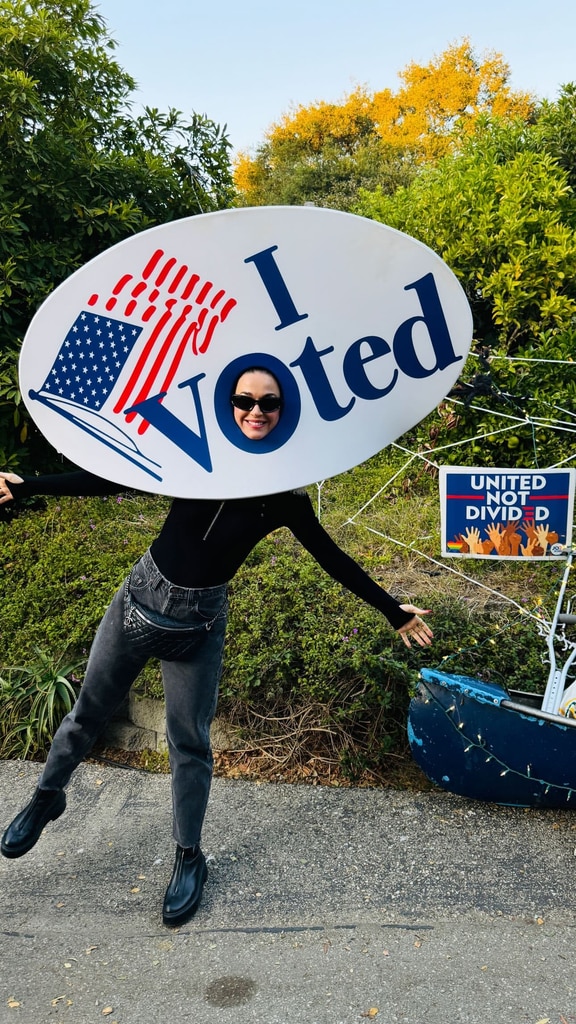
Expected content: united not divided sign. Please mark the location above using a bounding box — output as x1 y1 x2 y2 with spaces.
19 207 473 498
440 466 576 559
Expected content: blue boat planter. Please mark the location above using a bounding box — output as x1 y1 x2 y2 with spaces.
408 667 576 807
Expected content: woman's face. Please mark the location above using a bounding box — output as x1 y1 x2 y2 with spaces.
232 370 282 440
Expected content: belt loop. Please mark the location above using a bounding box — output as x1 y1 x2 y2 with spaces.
144 548 164 591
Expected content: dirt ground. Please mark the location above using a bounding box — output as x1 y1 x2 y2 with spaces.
90 742 435 791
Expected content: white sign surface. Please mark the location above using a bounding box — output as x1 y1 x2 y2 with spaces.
19 207 473 498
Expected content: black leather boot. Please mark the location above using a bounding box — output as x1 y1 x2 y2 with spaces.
162 844 207 927
1 787 66 859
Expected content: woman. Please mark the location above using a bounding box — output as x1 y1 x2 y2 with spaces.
0 368 432 926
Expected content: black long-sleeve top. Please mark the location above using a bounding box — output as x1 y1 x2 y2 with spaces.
11 471 413 630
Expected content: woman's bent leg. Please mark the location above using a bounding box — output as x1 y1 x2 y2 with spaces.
39 585 148 790
161 611 227 849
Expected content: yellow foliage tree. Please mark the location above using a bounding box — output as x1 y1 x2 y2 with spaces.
233 151 268 204
233 40 536 205
372 40 535 160
269 86 375 152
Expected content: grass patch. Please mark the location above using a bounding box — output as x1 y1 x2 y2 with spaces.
0 452 564 783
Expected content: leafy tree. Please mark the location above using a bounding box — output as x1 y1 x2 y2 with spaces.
234 87 418 210
259 85 376 154
531 82 576 189
0 0 233 469
234 134 417 211
355 96 576 467
372 39 534 162
356 111 576 349
234 41 534 208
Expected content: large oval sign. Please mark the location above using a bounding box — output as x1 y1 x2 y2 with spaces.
19 207 472 498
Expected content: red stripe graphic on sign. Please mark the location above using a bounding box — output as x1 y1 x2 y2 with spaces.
85 249 238 431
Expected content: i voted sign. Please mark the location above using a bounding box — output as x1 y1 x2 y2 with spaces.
19 206 473 498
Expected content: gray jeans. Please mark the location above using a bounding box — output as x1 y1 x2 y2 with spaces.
39 549 228 847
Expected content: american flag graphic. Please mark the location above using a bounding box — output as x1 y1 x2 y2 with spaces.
28 247 238 481
38 312 142 411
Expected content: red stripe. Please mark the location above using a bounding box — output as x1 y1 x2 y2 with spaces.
155 258 178 287
142 249 164 279
181 273 199 300
127 305 193 421
113 302 177 415
168 265 189 294
195 281 213 305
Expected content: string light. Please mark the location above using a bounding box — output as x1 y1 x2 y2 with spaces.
418 678 576 803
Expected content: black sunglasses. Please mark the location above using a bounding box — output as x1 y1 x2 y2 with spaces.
231 394 282 413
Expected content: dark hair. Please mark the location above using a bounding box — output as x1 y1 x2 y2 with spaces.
231 366 283 398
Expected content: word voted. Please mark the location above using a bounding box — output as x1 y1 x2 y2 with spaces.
127 246 463 473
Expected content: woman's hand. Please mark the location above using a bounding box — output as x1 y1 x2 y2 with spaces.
0 471 23 504
397 604 433 648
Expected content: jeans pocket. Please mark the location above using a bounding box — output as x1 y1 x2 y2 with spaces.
194 590 229 624
123 582 213 662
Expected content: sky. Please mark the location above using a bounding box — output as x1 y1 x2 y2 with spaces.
94 0 575 155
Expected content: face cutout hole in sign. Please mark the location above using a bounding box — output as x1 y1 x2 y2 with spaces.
19 206 473 498
217 355 301 453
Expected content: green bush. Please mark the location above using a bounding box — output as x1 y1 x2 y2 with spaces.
0 491 166 658
0 482 555 778
0 647 82 759
221 550 547 779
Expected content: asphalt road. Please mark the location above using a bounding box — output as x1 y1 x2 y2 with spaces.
1 758 575 1024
